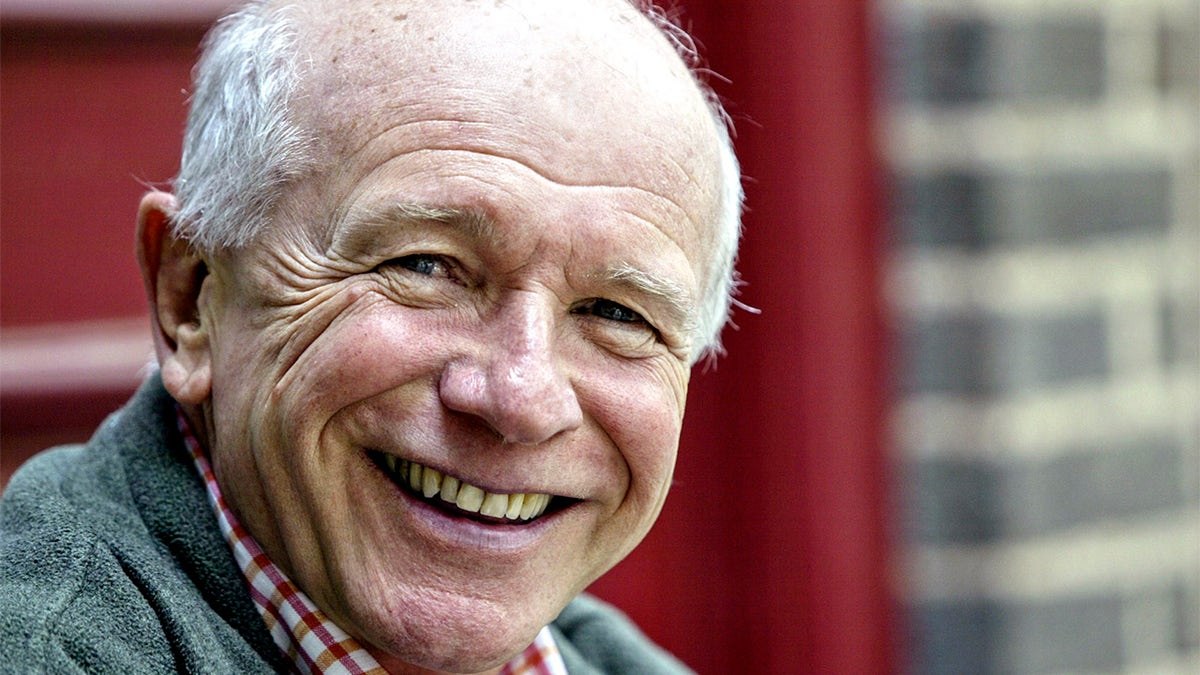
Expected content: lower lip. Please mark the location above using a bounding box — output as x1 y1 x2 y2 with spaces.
368 456 567 553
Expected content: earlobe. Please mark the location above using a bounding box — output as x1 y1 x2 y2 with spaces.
137 191 213 406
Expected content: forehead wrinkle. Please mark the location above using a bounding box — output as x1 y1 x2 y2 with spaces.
400 141 696 207
327 111 700 208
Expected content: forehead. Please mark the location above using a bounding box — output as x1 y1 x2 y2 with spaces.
284 0 724 266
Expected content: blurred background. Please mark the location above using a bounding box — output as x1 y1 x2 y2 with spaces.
880 0 1199 673
2 0 1197 673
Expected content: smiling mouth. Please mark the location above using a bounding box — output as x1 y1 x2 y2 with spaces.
371 452 568 524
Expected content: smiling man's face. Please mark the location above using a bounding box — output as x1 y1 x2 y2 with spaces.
170 0 724 671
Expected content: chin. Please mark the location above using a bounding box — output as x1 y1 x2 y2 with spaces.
366 629 532 674
349 585 550 674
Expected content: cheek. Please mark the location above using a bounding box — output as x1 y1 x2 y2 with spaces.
586 363 685 519
207 297 456 491
207 299 464 557
577 370 683 574
269 299 453 423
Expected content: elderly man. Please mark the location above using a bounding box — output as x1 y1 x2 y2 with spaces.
0 0 741 672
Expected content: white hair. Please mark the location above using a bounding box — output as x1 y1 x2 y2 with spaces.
171 1 313 250
629 1 745 362
172 0 743 363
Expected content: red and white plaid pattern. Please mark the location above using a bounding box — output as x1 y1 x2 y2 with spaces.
501 628 565 675
177 409 565 675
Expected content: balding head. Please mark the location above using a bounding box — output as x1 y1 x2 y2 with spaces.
172 0 740 362
140 2 741 671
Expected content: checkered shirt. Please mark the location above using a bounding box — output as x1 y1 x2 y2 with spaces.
178 408 566 674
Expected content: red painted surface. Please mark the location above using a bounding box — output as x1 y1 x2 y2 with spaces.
1 4 895 672
1 24 201 326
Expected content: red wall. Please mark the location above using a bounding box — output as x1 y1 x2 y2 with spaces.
1 4 895 672
1 22 206 483
592 3 896 672
1 24 203 326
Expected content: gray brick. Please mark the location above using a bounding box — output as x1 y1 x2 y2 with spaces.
1157 19 1200 97
1002 594 1125 673
906 458 1003 544
992 20 1106 102
1005 437 1190 537
902 310 1108 396
1161 296 1200 367
900 314 994 395
908 438 1188 545
893 170 992 249
896 167 1171 249
910 600 999 675
1124 586 1182 661
887 15 1105 105
912 595 1125 674
1174 582 1200 652
1000 168 1173 244
993 310 1109 391
887 14 991 105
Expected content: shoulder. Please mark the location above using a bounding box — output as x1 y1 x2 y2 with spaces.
0 442 178 671
0 380 278 673
550 593 694 674
0 445 99 600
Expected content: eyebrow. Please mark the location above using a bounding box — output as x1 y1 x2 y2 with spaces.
338 202 699 336
365 203 497 240
330 202 495 257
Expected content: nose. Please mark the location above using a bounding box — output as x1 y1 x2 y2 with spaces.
439 293 583 444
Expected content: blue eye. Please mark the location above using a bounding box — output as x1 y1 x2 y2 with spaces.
396 254 442 275
582 299 643 323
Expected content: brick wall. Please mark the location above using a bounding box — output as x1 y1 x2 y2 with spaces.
880 0 1200 672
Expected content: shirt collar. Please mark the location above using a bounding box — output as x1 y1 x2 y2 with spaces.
176 406 566 674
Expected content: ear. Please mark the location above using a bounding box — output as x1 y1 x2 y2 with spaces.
137 191 212 406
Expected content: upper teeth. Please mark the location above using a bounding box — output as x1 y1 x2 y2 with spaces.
383 455 553 521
